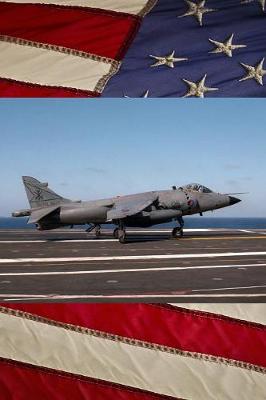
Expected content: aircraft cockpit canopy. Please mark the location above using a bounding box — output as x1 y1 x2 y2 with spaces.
180 183 213 193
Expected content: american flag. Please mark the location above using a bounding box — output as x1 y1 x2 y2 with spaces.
0 303 266 399
0 0 266 97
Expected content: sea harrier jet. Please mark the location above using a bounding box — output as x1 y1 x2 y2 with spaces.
12 177 241 243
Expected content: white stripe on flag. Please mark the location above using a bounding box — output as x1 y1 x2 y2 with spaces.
170 304 266 326
0 311 265 400
0 0 154 14
0 41 117 92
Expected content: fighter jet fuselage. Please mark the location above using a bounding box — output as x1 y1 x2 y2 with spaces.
57 189 234 226
12 178 241 243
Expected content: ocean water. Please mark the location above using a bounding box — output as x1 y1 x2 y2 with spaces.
1 217 266 230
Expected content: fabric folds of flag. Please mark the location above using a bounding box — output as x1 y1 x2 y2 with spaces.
0 0 157 97
0 303 266 399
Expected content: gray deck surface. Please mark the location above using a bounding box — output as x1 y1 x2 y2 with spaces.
0 228 265 302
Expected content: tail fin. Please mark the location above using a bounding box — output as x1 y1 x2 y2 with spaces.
22 176 71 209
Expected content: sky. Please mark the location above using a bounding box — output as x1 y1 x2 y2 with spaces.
0 99 265 217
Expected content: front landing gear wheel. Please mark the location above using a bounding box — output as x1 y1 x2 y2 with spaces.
118 229 127 244
113 228 119 239
172 227 184 238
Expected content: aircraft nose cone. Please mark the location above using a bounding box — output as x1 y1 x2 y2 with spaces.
229 196 241 206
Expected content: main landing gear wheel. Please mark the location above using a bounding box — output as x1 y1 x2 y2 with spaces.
95 225 101 238
172 227 184 238
118 229 127 244
113 227 119 239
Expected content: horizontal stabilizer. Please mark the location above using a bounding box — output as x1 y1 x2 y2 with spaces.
28 205 60 224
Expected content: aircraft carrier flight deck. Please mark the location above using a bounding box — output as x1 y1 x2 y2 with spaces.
0 228 265 303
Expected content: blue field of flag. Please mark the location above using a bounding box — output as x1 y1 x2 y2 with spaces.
103 0 266 97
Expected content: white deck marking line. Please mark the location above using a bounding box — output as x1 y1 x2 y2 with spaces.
0 235 257 244
0 228 214 233
0 251 266 264
0 229 219 243
0 263 265 277
240 230 266 236
1 294 53 298
192 285 266 292
0 239 118 244
3 294 266 301
126 229 213 233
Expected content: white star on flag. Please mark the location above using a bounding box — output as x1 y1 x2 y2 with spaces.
209 34 246 57
182 74 218 97
150 51 188 68
239 58 266 85
179 0 216 26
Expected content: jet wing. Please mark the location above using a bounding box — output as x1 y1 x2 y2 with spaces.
28 205 60 224
107 193 158 220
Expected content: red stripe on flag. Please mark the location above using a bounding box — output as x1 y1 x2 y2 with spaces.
0 2 140 60
0 358 182 400
0 78 99 97
3 304 266 369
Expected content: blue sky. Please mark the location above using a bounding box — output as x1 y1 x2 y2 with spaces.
0 99 265 217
